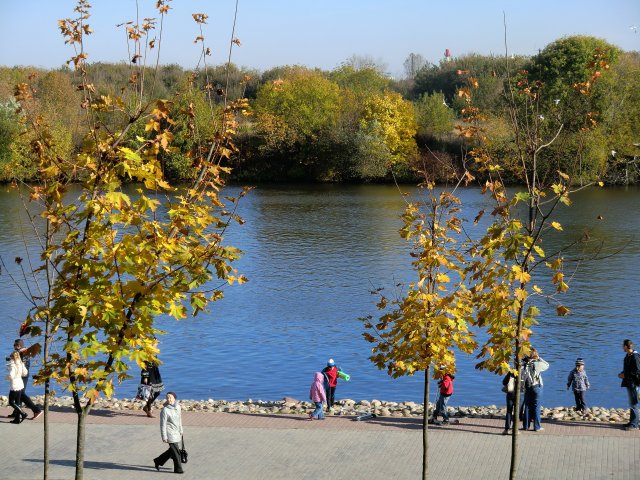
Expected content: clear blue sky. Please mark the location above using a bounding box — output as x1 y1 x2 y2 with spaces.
1 0 638 77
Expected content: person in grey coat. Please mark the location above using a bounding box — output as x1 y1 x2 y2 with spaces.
153 391 184 474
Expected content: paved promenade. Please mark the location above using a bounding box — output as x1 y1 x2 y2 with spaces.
1 406 639 480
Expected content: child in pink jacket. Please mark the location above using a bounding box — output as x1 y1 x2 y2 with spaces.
309 372 327 420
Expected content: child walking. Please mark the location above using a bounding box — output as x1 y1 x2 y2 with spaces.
567 358 590 412
430 373 454 424
309 372 327 420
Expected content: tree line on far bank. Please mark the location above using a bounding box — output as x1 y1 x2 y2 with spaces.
1 34 639 186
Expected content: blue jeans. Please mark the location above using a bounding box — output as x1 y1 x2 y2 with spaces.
626 386 639 427
312 401 324 419
433 394 450 421
523 386 543 431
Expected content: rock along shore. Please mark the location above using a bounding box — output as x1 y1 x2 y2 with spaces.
1 395 631 424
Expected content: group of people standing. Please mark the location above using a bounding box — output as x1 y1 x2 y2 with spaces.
502 347 550 434
308 358 341 420
501 340 640 434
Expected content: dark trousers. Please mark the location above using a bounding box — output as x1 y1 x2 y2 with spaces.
573 390 587 411
9 389 26 417
505 393 515 430
16 376 40 414
155 442 183 473
325 386 336 409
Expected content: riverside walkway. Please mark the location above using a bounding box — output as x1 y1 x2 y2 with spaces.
2 407 639 480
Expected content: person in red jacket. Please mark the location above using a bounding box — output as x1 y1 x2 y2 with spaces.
322 359 339 412
430 373 454 424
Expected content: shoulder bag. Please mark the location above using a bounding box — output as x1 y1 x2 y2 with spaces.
179 435 188 464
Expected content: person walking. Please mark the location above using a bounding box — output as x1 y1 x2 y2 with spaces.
521 348 549 432
7 339 42 420
567 358 590 412
322 359 339 412
141 361 164 418
618 339 640 431
153 391 184 474
430 373 454 425
6 351 28 424
502 371 516 434
308 372 327 420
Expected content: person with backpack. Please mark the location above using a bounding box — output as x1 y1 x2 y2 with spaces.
618 339 640 431
521 347 549 432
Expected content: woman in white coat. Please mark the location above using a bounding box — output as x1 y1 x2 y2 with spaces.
6 351 28 424
153 391 184 474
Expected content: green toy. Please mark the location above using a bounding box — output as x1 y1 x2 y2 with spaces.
338 370 350 381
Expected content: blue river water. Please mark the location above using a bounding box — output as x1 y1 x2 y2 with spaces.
0 184 638 408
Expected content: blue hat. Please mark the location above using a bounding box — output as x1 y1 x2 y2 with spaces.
327 359 335 366
575 358 584 366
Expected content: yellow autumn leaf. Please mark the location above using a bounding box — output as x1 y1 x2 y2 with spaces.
550 221 563 231
512 265 531 283
436 273 450 283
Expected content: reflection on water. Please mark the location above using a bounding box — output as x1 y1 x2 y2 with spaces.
0 184 638 407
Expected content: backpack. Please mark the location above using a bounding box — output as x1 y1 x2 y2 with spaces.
522 362 538 388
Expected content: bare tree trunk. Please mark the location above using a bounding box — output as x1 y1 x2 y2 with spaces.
74 406 91 480
509 303 526 480
422 365 430 480
43 328 51 480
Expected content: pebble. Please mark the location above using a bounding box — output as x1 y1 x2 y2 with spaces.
0 395 630 423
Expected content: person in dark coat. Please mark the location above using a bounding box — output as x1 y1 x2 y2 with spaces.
502 371 516 434
141 361 164 418
618 339 640 430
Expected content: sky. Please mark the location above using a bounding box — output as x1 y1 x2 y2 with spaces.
0 0 639 78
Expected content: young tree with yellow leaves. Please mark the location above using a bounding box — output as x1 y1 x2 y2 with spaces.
460 47 613 480
9 2 248 479
363 179 476 480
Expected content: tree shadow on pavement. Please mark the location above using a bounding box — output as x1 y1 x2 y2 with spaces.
25 458 156 472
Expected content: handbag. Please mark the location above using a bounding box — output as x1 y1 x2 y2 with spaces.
179 435 188 464
135 384 152 401
502 375 515 393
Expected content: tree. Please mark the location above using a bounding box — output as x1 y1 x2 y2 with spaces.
253 67 342 178
360 90 418 167
404 53 428 80
10 2 249 479
599 51 640 184
458 45 612 480
363 180 477 480
414 92 455 138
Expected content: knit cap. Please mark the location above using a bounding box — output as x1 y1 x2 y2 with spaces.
575 357 585 366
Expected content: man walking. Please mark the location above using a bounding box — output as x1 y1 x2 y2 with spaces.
618 339 640 431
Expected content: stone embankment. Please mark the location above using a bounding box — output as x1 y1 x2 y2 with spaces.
1 395 631 424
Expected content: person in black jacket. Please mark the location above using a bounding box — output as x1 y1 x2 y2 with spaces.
618 339 640 431
141 361 164 418
502 371 516 435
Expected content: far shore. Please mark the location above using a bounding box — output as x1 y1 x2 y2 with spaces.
2 395 631 425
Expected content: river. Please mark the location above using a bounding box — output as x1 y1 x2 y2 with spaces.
0 184 638 408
